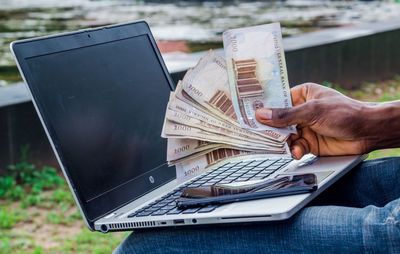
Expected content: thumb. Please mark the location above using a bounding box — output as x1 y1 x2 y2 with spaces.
255 103 314 128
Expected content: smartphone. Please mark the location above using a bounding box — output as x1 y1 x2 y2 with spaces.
177 174 318 209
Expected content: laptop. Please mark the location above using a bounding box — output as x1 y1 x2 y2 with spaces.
11 21 366 233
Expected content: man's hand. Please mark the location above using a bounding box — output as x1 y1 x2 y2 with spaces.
255 83 396 160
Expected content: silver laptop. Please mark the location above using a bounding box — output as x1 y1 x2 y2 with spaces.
11 21 366 233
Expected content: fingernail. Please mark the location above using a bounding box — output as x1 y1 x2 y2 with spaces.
290 149 298 160
257 108 272 120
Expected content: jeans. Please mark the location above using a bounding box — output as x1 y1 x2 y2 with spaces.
114 157 400 254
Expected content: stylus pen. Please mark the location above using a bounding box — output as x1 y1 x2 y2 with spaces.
177 185 318 209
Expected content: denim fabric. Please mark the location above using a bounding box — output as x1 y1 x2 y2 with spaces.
114 157 400 254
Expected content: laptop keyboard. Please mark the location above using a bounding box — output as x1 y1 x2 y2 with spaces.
127 158 293 218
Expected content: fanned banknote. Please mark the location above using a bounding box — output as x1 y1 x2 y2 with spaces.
175 148 287 183
223 23 296 133
162 41 293 182
179 51 288 143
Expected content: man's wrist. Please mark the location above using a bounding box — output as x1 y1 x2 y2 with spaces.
363 101 400 151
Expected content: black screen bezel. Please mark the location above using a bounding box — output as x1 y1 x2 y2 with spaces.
11 21 176 229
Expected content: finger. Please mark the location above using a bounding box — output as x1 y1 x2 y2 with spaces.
255 103 315 128
290 145 303 160
287 131 301 147
290 138 311 160
287 138 292 147
290 84 308 106
290 83 320 106
290 129 302 141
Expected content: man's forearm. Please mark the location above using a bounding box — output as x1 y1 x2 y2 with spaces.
364 101 400 151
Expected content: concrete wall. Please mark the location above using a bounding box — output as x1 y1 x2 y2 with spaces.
0 101 58 171
166 21 400 89
283 21 400 89
1 20 400 172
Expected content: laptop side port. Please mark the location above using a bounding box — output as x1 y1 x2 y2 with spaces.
100 224 109 233
173 219 185 225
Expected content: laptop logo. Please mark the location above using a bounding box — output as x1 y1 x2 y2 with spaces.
149 176 155 184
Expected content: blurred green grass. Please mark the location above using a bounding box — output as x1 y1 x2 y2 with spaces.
0 147 128 253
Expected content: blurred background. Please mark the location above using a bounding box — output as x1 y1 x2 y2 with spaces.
1 0 400 85
1 1 400 253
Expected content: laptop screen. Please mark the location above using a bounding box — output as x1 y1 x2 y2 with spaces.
25 34 172 203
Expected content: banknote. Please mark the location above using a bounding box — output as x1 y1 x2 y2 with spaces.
167 138 278 166
175 148 273 183
162 34 296 181
167 138 221 162
164 90 274 150
179 51 288 143
170 142 290 166
181 51 236 122
169 145 247 166
168 94 283 147
175 146 290 183
169 146 221 166
165 108 284 150
162 119 283 151
223 23 296 133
